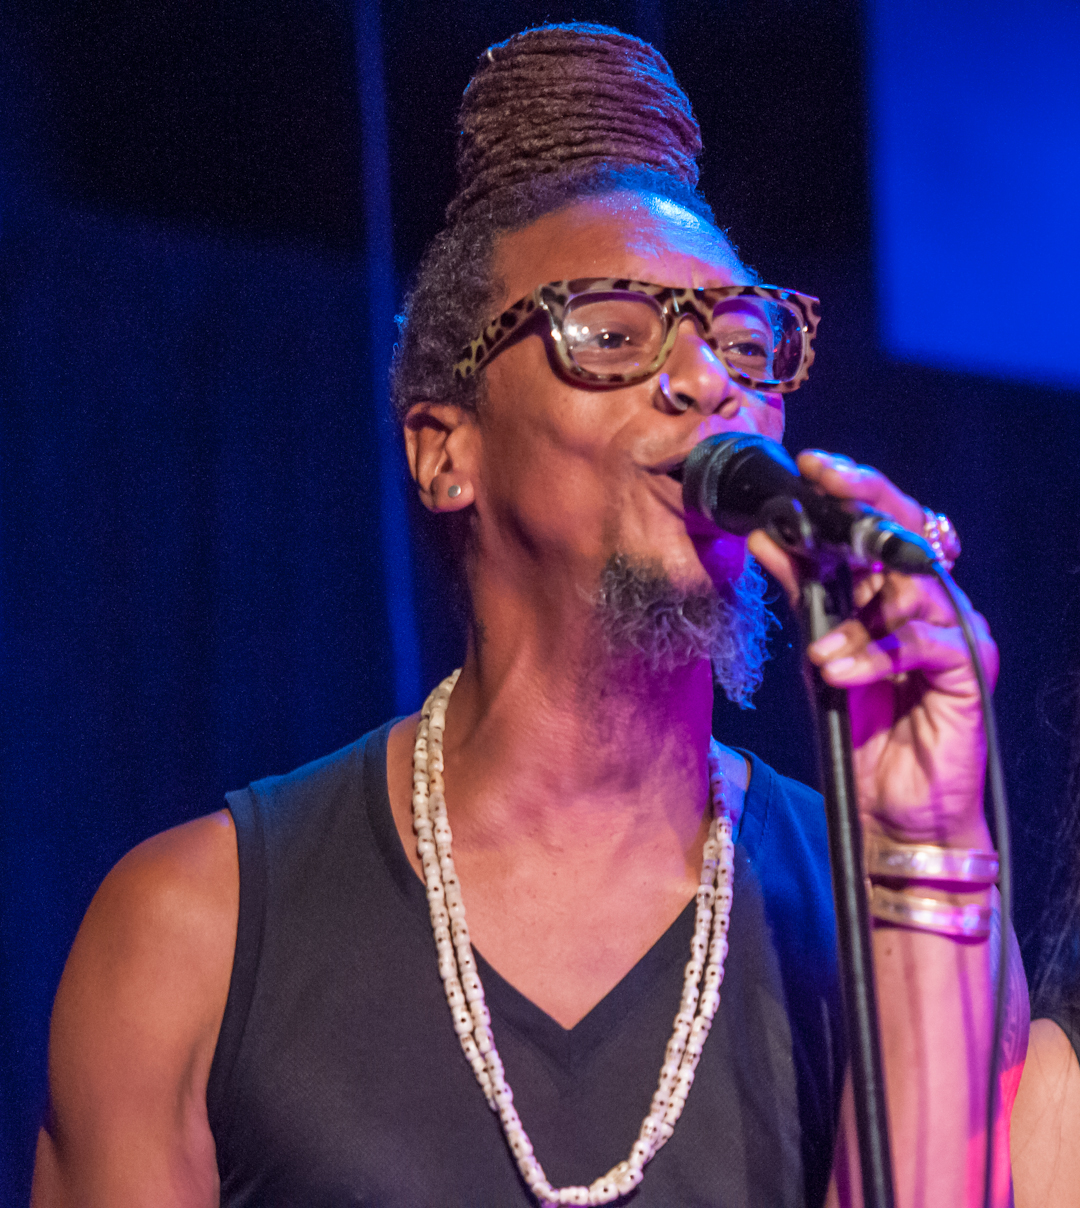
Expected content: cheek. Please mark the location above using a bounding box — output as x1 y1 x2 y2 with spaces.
758 393 786 441
479 352 619 522
484 339 639 466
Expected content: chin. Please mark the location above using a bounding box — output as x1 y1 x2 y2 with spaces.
614 532 747 594
689 531 749 588
621 539 716 594
607 509 748 592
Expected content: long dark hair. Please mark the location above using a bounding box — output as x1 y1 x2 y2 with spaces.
1031 596 1080 1017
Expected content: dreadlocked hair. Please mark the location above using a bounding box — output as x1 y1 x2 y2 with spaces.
391 23 721 422
449 23 701 224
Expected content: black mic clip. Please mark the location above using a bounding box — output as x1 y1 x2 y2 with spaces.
757 493 930 581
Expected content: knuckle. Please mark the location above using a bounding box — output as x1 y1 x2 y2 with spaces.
880 572 921 617
842 620 870 648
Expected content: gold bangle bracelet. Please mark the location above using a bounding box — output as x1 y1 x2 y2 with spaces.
865 835 999 885
868 884 992 939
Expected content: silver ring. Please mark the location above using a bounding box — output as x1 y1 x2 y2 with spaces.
921 509 961 571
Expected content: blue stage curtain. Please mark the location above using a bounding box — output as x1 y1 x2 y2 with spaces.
0 7 430 1198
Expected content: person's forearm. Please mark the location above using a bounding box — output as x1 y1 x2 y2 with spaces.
873 919 1009 1206
830 894 1027 1207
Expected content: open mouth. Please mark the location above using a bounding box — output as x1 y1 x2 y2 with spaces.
644 453 692 483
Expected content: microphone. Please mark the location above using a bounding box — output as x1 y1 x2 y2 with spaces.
674 433 937 574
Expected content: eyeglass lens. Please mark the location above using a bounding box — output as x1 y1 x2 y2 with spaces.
561 292 804 384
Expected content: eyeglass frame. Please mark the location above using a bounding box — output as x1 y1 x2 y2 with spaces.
452 278 821 393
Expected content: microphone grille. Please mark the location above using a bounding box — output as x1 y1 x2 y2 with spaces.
681 434 765 524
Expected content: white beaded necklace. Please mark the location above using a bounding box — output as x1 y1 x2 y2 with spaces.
411 670 735 1208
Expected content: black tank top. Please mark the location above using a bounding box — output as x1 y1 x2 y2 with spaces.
1040 1003 1080 1068
207 723 843 1206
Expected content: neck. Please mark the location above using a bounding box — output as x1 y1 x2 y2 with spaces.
440 585 717 850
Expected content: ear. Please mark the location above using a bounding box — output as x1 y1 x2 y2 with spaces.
403 402 480 513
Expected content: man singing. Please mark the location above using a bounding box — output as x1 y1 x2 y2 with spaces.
32 24 1021 1208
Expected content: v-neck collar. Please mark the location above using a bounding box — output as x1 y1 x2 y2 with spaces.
471 898 696 1072
363 721 773 1076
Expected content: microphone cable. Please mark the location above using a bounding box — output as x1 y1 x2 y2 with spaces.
929 563 1012 1208
677 432 1014 1204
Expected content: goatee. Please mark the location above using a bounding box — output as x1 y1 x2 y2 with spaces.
594 553 774 708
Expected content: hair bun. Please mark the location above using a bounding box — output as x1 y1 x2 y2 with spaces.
447 23 702 225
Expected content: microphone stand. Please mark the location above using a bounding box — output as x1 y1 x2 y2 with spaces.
799 560 896 1208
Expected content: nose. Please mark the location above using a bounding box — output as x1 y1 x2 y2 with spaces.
659 316 743 418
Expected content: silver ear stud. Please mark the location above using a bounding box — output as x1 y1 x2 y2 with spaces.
447 484 462 499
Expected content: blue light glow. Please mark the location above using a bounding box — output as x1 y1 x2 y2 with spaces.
869 0 1080 386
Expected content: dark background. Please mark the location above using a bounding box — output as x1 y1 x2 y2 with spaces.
2 1 1078 1201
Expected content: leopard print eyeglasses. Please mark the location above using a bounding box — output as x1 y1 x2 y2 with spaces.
453 279 821 393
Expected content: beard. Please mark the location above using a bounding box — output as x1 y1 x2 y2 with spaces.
594 553 774 708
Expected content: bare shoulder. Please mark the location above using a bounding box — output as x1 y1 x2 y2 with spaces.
55 810 239 1039
1012 1017 1080 1208
32 811 239 1208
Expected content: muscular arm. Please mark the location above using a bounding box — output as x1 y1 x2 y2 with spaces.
31 811 238 1208
1011 1018 1080 1208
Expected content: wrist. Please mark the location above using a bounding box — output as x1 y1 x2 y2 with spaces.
865 833 998 940
866 814 994 854
865 833 999 888
869 884 993 940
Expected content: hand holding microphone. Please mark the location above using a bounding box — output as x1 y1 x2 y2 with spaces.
676 430 995 827
675 432 937 576
673 430 986 694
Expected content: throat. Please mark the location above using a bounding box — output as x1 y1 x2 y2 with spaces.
447 640 719 828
